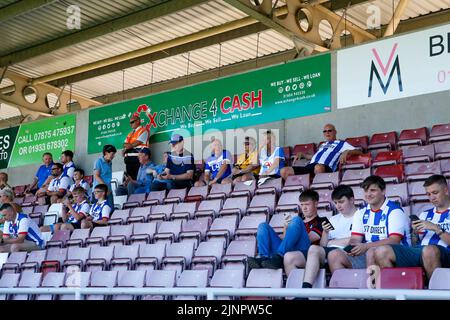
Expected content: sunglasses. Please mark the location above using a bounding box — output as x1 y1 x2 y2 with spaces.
130 120 137 124
51 168 59 171
323 129 334 133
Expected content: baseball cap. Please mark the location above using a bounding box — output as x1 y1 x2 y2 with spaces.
0 188 14 199
169 133 184 145
139 147 151 156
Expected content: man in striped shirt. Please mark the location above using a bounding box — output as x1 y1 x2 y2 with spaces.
281 124 362 179
374 174 450 279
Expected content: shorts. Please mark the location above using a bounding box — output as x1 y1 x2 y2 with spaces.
391 245 423 267
324 246 339 256
293 163 333 175
346 252 367 269
92 221 103 228
69 221 82 230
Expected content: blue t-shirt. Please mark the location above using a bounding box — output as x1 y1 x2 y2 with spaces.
167 152 195 177
93 156 112 190
205 150 232 180
35 162 54 188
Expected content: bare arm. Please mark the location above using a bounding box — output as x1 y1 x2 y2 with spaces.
3 233 27 244
94 169 106 185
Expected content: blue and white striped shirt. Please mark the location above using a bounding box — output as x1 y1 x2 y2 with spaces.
310 140 355 171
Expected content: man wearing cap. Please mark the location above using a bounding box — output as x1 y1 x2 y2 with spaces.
124 147 155 194
122 113 149 180
151 133 195 191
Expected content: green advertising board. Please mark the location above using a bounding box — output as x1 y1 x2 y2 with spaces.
3 114 77 168
0 126 19 169
88 53 331 154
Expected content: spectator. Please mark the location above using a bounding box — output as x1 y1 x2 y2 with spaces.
373 175 450 280
0 188 22 215
68 168 91 198
232 136 259 184
40 187 90 233
24 152 54 194
258 130 285 179
195 138 232 186
93 144 117 206
149 152 171 190
122 113 149 180
293 185 357 288
82 184 111 229
0 172 11 190
0 203 44 252
151 134 194 191
327 176 411 275
37 163 71 204
247 190 322 270
124 147 155 194
61 150 76 181
281 124 362 179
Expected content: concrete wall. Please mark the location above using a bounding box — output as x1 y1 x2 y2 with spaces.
4 51 450 187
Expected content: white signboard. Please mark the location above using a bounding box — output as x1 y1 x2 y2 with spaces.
337 23 450 109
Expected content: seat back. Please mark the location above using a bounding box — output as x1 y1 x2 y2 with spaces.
246 269 283 288
379 267 424 289
329 269 369 288
283 174 310 191
145 270 176 287
177 270 209 288
210 269 244 288
429 268 450 290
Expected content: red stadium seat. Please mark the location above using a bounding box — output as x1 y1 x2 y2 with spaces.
292 143 316 158
341 153 372 170
429 123 450 143
398 127 428 148
373 164 404 183
345 135 369 152
372 150 403 168
185 185 209 202
84 175 93 186
13 185 27 197
368 131 398 152
379 267 424 289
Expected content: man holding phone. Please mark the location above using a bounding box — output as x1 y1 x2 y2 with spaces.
373 174 450 279
327 176 411 274
293 185 357 288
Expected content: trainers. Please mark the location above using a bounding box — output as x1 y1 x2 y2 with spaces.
247 257 266 270
261 254 283 269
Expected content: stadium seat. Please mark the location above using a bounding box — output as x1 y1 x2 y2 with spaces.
113 195 128 210
428 268 450 290
435 141 450 160
341 153 372 170
283 146 292 166
269 213 285 234
247 194 276 216
206 216 238 245
13 185 27 198
403 144 435 163
66 228 91 247
368 131 398 152
179 217 211 247
136 243 167 270
350 186 366 206
113 270 146 300
21 206 34 215
171 202 198 220
20 250 47 273
385 183 409 206
123 193 146 209
87 270 118 300
329 269 369 289
222 239 256 273
282 174 310 193
379 267 424 289
41 247 68 274
275 191 301 214
219 196 248 220
210 269 245 290
84 175 94 186
108 209 131 225
162 242 195 277
408 181 429 203
316 189 334 211
411 202 433 216
195 199 223 219
185 185 209 202
86 226 111 247
207 183 232 200
245 269 283 299
154 220 183 243
111 245 139 271
127 206 152 223
85 246 114 271
429 123 450 143
0 273 20 300
341 168 371 187
13 197 24 206
21 195 37 207
285 268 326 299
63 246 91 271
373 164 404 183
372 150 403 168
311 172 340 190
345 136 369 152
164 188 187 204
191 241 224 277
46 230 71 248
441 159 450 178
12 272 42 300
174 269 209 300
142 190 166 206
398 127 428 148
59 271 91 300
405 161 441 182
130 222 157 244
36 272 65 300
107 224 134 245
255 177 283 196
149 204 174 222
230 180 256 198
143 270 176 300
235 214 267 239
292 143 316 159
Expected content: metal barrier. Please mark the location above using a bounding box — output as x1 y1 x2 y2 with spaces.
1 287 450 300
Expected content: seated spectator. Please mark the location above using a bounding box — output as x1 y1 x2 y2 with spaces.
24 152 54 194
247 190 322 270
145 152 169 189
258 130 285 179
37 163 71 204
195 138 232 186
93 144 117 206
152 134 194 191
82 184 111 229
0 188 23 215
68 168 91 198
61 150 76 181
374 174 450 280
41 187 90 233
327 176 411 276
0 172 11 190
0 203 44 252
281 124 362 180
124 147 155 194
232 136 259 184
291 185 357 288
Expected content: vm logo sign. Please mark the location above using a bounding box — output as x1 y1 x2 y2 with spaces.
368 43 403 97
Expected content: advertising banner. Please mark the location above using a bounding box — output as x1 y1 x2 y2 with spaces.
0 126 19 169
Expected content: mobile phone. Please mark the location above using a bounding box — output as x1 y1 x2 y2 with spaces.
283 212 296 222
319 217 335 230
410 215 420 222
343 245 354 253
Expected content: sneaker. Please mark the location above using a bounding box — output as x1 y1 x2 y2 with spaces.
261 254 283 269
247 257 266 270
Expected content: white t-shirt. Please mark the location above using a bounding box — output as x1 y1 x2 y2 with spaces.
47 175 71 193
328 213 354 248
